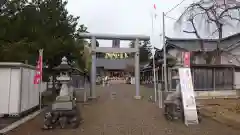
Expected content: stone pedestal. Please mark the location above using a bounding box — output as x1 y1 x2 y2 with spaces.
134 96 141 100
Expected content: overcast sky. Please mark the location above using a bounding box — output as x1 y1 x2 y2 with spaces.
66 0 240 48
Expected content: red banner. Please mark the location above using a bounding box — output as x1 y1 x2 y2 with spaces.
183 52 190 67
34 51 43 84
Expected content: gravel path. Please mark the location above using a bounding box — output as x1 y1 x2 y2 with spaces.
7 84 240 135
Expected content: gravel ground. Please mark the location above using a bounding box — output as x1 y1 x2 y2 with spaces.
6 84 240 135
199 98 240 112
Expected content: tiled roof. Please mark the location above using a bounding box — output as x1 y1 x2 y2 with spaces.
165 33 240 51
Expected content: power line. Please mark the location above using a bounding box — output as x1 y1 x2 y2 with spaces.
165 15 178 20
165 0 188 15
150 0 186 45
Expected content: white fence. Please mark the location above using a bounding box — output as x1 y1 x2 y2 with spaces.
0 63 41 116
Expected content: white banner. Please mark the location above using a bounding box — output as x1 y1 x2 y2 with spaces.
149 4 162 49
178 68 199 126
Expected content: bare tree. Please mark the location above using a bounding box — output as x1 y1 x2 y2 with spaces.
176 0 240 64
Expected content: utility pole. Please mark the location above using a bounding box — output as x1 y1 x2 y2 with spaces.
152 50 157 102
162 12 167 92
151 9 157 102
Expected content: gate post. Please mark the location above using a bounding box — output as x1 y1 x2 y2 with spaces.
134 38 141 99
91 36 97 99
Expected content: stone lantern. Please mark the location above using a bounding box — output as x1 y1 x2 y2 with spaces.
53 56 72 97
43 56 82 130
51 56 76 110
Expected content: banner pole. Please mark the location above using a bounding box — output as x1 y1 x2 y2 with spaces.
39 49 43 110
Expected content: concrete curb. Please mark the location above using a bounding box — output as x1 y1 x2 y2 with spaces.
0 108 45 134
200 108 240 129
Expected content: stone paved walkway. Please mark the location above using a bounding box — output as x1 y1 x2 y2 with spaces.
7 84 240 135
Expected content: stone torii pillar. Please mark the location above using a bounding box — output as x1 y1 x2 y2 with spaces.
91 36 97 99
134 38 141 99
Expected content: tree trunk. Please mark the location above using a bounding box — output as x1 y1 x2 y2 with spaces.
212 24 223 64
215 25 223 64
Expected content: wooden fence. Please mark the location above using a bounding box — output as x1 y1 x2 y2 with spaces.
141 64 235 91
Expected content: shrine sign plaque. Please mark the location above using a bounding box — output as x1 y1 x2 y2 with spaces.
179 52 198 125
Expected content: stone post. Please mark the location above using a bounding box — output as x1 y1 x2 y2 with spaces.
91 36 97 99
134 38 141 99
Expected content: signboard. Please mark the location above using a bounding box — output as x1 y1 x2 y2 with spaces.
182 52 190 67
178 67 199 126
105 53 128 59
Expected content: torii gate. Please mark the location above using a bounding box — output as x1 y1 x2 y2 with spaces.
79 33 150 99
